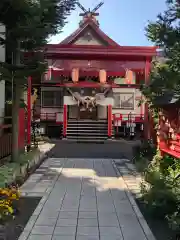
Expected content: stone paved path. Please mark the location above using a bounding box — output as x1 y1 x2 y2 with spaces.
19 158 155 240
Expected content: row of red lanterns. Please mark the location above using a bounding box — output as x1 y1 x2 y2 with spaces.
45 67 134 84
72 68 134 84
72 68 107 84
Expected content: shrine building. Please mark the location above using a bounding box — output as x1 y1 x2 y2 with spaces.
35 3 157 142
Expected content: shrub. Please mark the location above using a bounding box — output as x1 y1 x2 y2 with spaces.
140 153 180 232
133 140 156 172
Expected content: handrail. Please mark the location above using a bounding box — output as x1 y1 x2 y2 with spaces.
63 105 67 138
108 105 112 138
40 113 56 121
113 113 144 123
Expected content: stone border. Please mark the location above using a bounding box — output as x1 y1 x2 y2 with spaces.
112 160 156 240
18 145 56 240
9 151 47 189
18 194 50 240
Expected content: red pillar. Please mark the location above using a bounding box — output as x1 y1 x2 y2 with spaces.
108 105 112 138
27 76 32 151
144 58 151 140
63 105 67 138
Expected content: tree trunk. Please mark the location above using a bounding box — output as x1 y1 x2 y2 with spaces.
11 83 23 162
11 41 23 162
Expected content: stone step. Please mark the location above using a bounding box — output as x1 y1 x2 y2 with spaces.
64 138 106 143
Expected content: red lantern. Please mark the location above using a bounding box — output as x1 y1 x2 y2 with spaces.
99 69 107 84
125 70 134 84
44 67 52 81
72 68 79 83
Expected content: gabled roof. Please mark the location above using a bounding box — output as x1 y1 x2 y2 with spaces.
59 18 120 47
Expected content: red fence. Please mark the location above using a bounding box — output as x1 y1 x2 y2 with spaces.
40 113 57 121
0 133 12 160
160 134 180 159
0 110 27 160
0 117 12 160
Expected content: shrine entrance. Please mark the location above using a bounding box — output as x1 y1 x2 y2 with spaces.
79 106 97 120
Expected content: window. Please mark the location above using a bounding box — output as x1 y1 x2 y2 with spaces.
113 93 134 110
42 91 63 107
114 93 121 108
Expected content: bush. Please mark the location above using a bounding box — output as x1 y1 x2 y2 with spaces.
133 140 156 172
140 153 180 234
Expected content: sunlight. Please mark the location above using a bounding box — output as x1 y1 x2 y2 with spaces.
61 168 96 178
50 167 63 173
93 177 125 191
57 168 125 192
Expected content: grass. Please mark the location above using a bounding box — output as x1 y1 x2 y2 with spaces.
0 148 40 187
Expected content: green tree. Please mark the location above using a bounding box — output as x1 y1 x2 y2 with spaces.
0 0 77 161
142 0 180 102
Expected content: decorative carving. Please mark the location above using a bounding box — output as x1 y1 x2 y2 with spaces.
67 87 110 112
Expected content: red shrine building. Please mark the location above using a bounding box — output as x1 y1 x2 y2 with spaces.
37 4 157 142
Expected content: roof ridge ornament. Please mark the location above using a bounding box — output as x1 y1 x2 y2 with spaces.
77 2 104 26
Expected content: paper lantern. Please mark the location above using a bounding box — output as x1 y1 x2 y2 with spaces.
44 67 52 81
99 69 107 84
125 70 135 84
72 68 79 83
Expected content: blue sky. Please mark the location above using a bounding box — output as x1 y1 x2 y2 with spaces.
49 0 167 46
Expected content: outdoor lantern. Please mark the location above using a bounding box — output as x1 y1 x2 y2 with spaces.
125 69 135 84
99 69 107 84
44 67 52 81
72 68 79 83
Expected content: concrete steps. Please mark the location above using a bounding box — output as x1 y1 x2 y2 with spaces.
66 119 110 143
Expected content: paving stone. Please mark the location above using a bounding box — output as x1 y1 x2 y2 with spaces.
77 227 99 236
61 206 79 211
121 225 147 240
98 217 119 227
79 204 97 211
31 226 54 235
98 206 115 213
39 210 60 218
36 216 57 226
78 211 97 219
27 235 52 240
58 211 78 219
19 157 155 240
76 236 99 240
78 218 98 227
99 227 123 237
100 236 123 240
56 218 77 226
54 226 76 235
52 236 75 240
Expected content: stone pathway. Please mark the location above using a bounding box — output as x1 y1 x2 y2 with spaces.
113 159 143 198
19 158 155 240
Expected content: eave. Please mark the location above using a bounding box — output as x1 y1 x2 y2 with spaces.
45 45 157 60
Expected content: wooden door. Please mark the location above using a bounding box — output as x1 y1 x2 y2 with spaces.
79 107 97 120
